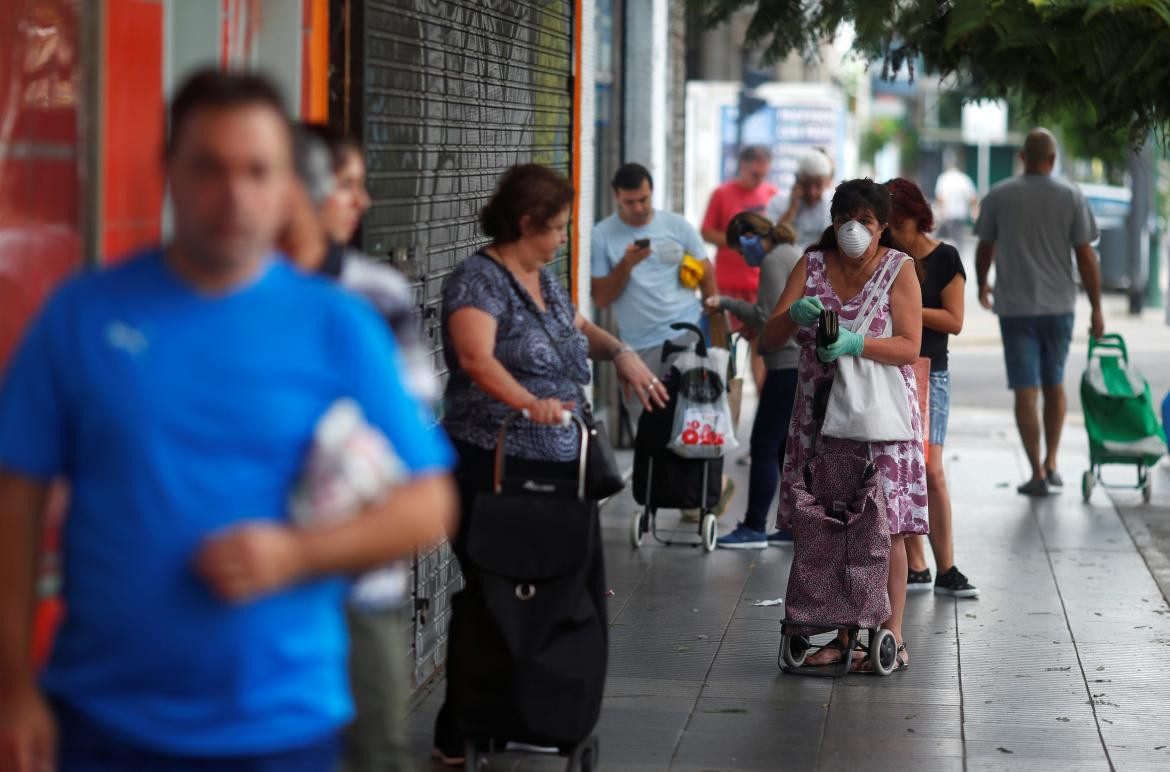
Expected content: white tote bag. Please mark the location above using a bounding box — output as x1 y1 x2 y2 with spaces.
821 256 916 443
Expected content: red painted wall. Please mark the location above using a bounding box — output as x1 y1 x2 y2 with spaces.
101 0 165 261
0 1 83 668
0 0 83 371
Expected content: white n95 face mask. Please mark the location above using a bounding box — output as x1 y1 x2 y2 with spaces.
836 220 872 259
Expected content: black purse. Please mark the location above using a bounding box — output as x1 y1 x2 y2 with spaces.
483 255 626 500
579 411 625 500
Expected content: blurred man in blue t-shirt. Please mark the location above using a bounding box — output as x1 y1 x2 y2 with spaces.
0 69 456 772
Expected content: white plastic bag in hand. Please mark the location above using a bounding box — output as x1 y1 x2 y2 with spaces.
288 398 407 527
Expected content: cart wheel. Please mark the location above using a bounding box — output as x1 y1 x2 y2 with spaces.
871 629 898 676
463 740 479 772
1143 478 1153 504
630 510 645 549
701 514 718 553
567 736 600 772
780 633 808 670
1082 470 1095 503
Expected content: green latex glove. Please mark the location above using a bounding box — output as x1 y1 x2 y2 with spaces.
788 296 825 327
817 328 864 363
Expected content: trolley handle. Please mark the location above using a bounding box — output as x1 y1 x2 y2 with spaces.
1088 333 1128 364
494 410 588 500
520 408 574 427
667 322 708 358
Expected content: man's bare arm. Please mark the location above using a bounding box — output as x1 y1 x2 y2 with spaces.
195 473 458 603
975 240 996 310
701 228 727 249
1074 242 1105 339
591 267 633 309
592 244 650 308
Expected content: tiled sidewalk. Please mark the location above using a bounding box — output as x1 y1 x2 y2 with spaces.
410 408 1170 770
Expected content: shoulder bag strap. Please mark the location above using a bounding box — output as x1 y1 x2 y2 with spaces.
854 252 913 335
481 253 593 414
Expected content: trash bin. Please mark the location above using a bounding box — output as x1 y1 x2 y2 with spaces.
1081 183 1132 290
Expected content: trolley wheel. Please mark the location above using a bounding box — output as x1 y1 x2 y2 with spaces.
870 628 898 676
780 633 808 670
463 740 479 772
567 735 600 772
701 514 718 553
1082 470 1095 503
630 510 645 548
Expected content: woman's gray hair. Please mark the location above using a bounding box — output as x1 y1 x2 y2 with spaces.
292 127 336 205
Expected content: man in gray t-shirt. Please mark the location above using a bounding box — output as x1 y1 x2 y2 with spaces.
974 127 1105 498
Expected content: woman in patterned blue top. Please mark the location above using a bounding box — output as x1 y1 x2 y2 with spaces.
441 164 667 462
433 164 667 765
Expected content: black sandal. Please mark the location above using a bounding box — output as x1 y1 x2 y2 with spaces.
893 643 909 672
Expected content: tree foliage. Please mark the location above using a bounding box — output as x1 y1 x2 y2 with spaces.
693 0 1170 144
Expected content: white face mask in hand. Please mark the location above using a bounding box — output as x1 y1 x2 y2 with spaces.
836 220 872 259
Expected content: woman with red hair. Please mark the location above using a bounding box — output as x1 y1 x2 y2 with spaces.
886 177 979 599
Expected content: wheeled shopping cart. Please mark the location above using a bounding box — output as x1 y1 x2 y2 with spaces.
629 323 728 553
1080 334 1166 503
449 413 605 772
777 381 901 677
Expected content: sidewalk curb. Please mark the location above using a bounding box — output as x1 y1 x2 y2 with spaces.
1113 496 1170 606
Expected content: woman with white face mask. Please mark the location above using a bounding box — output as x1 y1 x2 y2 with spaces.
761 178 927 672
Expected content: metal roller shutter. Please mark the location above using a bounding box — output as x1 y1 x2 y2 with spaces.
356 0 575 690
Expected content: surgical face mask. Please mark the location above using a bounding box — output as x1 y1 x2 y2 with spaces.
740 234 767 267
836 220 873 259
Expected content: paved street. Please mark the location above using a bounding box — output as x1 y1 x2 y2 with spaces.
410 268 1170 770
410 410 1170 770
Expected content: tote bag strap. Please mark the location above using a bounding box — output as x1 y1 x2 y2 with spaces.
852 252 913 336
481 253 593 415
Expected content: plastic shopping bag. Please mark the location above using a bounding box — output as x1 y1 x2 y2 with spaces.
667 348 740 458
288 398 407 527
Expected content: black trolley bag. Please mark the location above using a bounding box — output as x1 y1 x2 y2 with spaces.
632 322 724 511
447 412 605 771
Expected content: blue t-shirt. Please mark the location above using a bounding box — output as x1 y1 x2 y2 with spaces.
0 250 453 756
590 211 706 350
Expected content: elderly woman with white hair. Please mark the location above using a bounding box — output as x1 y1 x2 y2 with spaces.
765 148 835 250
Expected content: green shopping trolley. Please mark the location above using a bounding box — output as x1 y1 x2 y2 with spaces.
1080 334 1166 503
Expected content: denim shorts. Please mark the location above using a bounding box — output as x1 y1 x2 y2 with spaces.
928 370 951 447
999 314 1075 390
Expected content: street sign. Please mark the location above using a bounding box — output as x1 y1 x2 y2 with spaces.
961 100 1008 146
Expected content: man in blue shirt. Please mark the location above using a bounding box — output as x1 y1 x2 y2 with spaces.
0 70 456 772
591 164 725 425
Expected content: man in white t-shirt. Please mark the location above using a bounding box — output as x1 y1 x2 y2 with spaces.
935 155 978 244
593 163 734 518
592 163 721 424
764 148 833 250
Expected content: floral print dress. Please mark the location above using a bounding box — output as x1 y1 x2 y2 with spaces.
778 248 929 536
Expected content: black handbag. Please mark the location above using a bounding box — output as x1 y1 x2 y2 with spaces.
580 414 624 500
483 255 625 500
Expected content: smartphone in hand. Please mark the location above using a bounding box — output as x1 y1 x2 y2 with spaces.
634 238 650 249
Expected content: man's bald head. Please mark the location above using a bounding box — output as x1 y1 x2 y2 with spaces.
1022 128 1058 173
